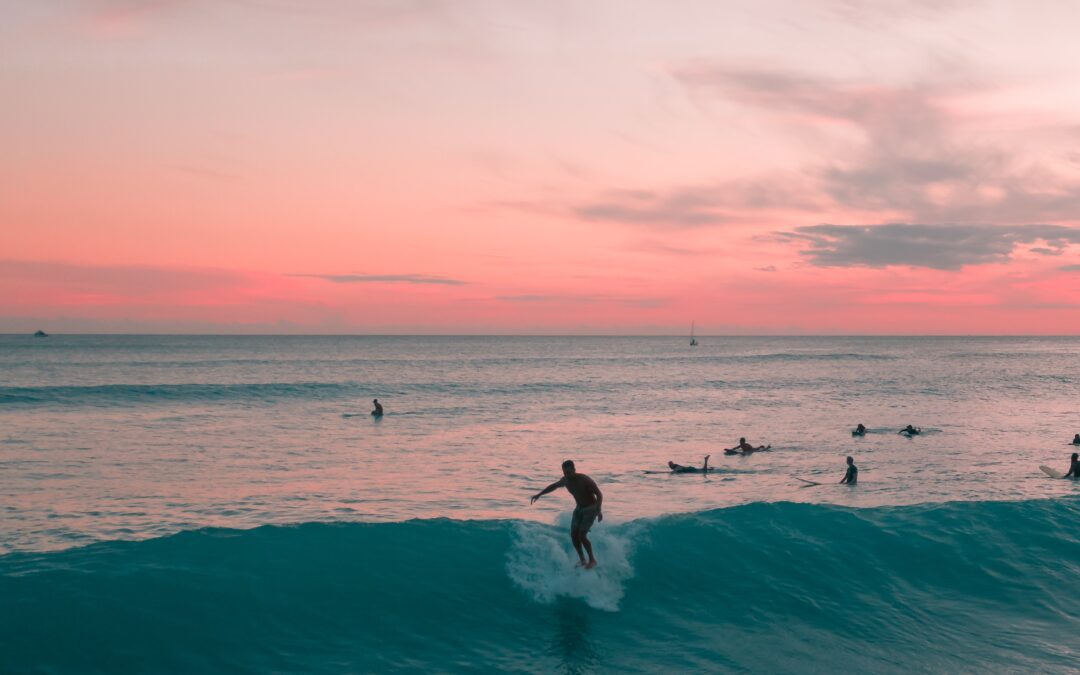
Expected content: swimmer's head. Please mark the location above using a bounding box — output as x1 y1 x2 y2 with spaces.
562 459 576 476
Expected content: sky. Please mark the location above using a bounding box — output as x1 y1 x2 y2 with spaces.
2 0 1080 334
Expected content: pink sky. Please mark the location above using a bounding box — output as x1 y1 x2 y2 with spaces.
2 0 1079 334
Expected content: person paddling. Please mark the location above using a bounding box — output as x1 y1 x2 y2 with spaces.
726 437 769 454
668 455 711 473
530 460 604 569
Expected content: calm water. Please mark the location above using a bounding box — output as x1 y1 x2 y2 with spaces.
2 336 1078 672
2 335 1077 553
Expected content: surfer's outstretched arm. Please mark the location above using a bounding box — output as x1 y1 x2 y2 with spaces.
530 478 565 504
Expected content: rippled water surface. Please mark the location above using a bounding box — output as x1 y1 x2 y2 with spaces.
2 335 1078 553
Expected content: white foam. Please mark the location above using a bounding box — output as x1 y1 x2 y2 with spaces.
505 514 636 612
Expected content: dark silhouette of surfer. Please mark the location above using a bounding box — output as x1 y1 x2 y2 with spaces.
899 425 921 436
726 437 769 454
852 424 866 437
1065 453 1079 479
668 455 711 473
372 398 383 416
530 460 603 569
1071 434 1080 446
840 456 858 485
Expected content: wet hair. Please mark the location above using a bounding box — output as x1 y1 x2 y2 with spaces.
739 437 746 443
562 460 575 470
846 456 854 463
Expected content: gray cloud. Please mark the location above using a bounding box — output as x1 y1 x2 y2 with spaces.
778 223 1080 269
669 63 1080 225
573 178 820 229
1059 264 1080 272
292 273 465 285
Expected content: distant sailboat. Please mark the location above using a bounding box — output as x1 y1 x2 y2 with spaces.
689 321 698 347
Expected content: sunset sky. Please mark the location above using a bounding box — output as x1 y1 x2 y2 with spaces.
3 0 1080 334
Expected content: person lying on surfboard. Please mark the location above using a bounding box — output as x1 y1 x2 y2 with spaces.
840 456 857 485
668 455 711 473
1066 453 1079 479
530 460 603 569
898 425 921 436
725 438 769 454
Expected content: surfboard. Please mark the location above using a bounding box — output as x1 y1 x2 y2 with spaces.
1040 465 1064 479
795 477 821 486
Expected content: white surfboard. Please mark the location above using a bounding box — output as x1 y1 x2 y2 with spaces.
795 477 821 487
1040 465 1064 479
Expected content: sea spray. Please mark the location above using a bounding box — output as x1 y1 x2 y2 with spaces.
506 515 638 611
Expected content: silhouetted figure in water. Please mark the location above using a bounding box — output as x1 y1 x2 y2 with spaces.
372 398 384 416
840 456 858 485
899 425 921 436
530 460 603 569
1071 434 1080 446
726 437 770 454
668 455 711 473
852 424 866 437
1065 453 1079 479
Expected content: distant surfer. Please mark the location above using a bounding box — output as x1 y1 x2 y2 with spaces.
1065 453 1079 479
852 424 866 437
530 460 603 569
899 425 920 436
1071 434 1080 446
726 438 769 454
668 455 711 474
372 398 384 416
840 456 858 485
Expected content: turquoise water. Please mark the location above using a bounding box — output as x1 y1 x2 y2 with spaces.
2 499 1077 672
1 336 1078 672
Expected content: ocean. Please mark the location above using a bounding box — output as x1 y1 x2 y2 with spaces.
1 335 1078 672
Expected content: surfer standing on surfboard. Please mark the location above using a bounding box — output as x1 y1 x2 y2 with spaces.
840 456 858 485
530 460 604 569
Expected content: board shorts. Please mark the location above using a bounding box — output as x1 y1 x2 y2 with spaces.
571 504 599 534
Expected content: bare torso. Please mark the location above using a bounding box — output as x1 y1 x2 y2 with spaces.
564 474 599 507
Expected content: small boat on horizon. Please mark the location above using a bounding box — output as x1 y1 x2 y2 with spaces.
33 330 49 338
690 321 698 347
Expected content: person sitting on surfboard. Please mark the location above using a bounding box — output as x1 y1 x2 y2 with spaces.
1066 453 1079 479
726 438 769 454
371 398 384 416
840 456 858 485
1071 434 1080 446
898 425 920 436
530 460 603 569
668 455 711 474
852 424 867 437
